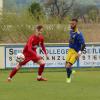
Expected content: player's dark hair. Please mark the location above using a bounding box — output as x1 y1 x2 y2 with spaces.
36 25 43 31
71 18 78 22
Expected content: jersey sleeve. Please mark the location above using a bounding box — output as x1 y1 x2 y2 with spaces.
40 37 47 56
78 34 85 44
78 33 86 51
27 36 37 57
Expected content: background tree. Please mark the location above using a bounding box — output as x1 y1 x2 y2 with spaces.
29 2 43 20
44 0 75 21
72 3 99 23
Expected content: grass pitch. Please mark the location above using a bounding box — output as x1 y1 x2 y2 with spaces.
0 70 100 100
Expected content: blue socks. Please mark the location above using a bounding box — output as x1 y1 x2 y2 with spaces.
66 67 72 78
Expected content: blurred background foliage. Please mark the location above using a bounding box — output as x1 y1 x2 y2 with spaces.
0 0 100 43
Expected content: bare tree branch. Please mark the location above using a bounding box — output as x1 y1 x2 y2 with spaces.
54 0 60 16
62 0 74 18
45 0 75 20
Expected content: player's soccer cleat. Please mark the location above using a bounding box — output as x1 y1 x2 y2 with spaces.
37 77 47 81
7 77 12 82
72 70 76 74
66 78 71 83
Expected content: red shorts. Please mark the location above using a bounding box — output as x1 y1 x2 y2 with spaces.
19 52 42 66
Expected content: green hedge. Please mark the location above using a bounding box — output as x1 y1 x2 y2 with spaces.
0 11 69 43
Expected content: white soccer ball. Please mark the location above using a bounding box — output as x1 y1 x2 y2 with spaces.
16 53 25 63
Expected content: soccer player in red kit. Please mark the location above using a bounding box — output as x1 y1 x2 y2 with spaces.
8 25 48 81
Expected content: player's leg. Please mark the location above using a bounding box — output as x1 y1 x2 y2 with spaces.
8 57 30 81
8 63 22 81
65 49 77 83
36 59 47 81
65 49 72 83
65 62 72 83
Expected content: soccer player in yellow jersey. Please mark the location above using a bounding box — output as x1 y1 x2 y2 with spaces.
65 19 86 83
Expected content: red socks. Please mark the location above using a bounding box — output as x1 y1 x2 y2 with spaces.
9 68 18 78
38 64 45 76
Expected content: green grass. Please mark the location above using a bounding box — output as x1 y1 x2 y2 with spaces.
0 70 100 100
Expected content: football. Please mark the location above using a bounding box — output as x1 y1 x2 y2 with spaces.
16 53 25 63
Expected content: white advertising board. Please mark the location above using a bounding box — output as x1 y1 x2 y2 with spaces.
79 46 100 67
5 45 77 68
4 44 100 68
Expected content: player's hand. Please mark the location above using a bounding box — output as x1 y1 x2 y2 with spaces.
78 51 82 58
46 55 49 59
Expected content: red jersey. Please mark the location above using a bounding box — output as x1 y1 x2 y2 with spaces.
23 34 47 57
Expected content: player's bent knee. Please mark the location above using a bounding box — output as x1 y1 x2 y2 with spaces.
40 63 45 66
16 64 22 70
38 59 45 65
66 62 72 68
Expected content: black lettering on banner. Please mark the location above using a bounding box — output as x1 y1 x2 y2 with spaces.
82 48 86 54
9 49 14 55
39 49 44 54
62 56 65 60
9 56 12 61
66 49 68 54
93 55 97 60
57 49 60 54
61 49 65 54
57 56 60 60
82 55 85 60
99 49 100 53
52 56 55 60
93 48 97 54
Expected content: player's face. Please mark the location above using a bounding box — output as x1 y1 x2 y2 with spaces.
40 28 43 33
39 28 43 34
70 21 77 29
36 28 43 34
